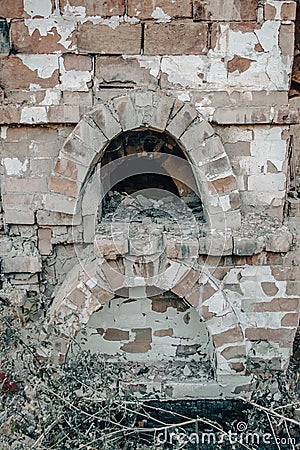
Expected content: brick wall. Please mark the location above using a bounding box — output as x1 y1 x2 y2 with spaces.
0 0 299 399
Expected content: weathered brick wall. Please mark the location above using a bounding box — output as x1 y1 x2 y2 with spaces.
0 0 299 399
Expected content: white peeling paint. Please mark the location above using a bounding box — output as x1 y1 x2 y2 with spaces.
161 56 207 88
83 15 139 28
62 5 86 19
132 8 141 17
85 278 97 289
177 92 191 102
195 106 215 121
195 96 212 107
60 70 92 92
268 159 284 171
21 107 48 124
251 127 287 161
40 89 61 105
124 14 140 25
161 50 290 91
18 54 59 78
29 83 42 90
203 292 226 315
265 52 292 90
24 18 56 36
212 23 255 56
265 0 283 20
24 0 52 18
218 128 253 143
0 127 8 139
136 56 161 78
24 15 76 50
206 56 227 85
255 21 280 53
151 7 171 23
219 195 231 211
2 158 28 176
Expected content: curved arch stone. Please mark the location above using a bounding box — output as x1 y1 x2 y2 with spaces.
45 90 241 230
48 257 245 377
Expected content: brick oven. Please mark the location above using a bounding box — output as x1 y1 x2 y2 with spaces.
0 0 300 400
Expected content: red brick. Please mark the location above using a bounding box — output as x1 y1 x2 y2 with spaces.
54 158 79 181
128 0 192 18
221 345 246 360
201 282 218 302
267 250 290 264
193 0 257 21
286 281 300 296
264 3 276 20
281 2 297 20
229 23 260 33
172 269 199 298
3 177 47 194
0 57 59 90
3 90 48 107
261 282 279 297
38 228 52 240
228 55 255 74
47 106 80 124
200 305 215 320
194 0 257 21
211 23 260 50
104 328 129 341
48 174 80 198
94 238 128 259
151 296 188 313
230 362 245 373
3 125 60 142
63 54 93 71
2 256 41 273
60 0 125 16
176 344 199 356
245 328 297 347
121 342 151 353
77 22 142 54
121 328 152 353
10 20 73 54
154 328 173 337
3 193 34 208
279 23 295 57
38 228 52 255
185 283 200 308
0 0 24 18
209 175 237 195
281 313 299 327
212 325 244 347
255 43 264 53
271 266 300 282
244 254 264 265
95 55 158 88
144 22 208 55
253 298 299 312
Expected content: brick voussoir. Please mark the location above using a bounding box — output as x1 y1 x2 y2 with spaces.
245 327 297 347
48 173 81 198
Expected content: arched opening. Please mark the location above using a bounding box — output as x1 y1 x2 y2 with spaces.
70 291 215 386
47 91 241 231
100 129 204 223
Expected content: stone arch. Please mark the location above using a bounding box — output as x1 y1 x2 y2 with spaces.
45 90 241 230
48 256 245 381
